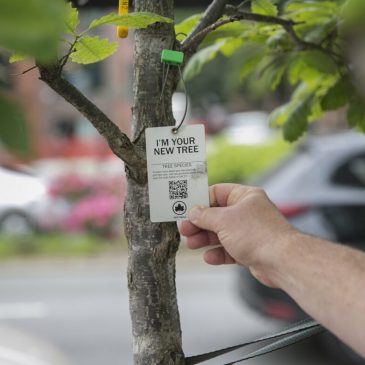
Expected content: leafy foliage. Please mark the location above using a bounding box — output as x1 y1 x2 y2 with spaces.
181 0 365 141
340 0 365 26
68 10 171 65
9 7 173 66
0 95 29 154
0 0 66 154
282 95 313 142
65 2 79 35
2 2 173 153
8 54 27 64
208 136 292 184
88 12 172 31
184 41 229 80
321 77 353 111
348 97 365 131
3 0 365 152
70 36 118 65
252 0 278 16
0 0 67 63
175 14 201 36
300 50 337 75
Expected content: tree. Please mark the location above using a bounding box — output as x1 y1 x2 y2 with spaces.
2 0 365 364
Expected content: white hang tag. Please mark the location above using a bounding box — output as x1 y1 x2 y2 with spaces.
146 124 209 222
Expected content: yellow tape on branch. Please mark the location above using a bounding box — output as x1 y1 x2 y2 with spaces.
117 0 129 38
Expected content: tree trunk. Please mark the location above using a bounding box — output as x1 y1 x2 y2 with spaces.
124 1 185 364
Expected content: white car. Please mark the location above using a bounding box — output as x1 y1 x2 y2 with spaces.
223 111 276 145
0 166 47 235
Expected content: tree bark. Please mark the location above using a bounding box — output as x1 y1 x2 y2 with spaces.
38 2 231 363
124 1 185 364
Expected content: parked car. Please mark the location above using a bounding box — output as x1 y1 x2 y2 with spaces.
0 165 48 235
236 131 365 363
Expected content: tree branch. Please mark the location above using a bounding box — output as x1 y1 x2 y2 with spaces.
224 4 296 25
182 5 328 55
38 65 145 171
59 36 80 72
182 0 230 50
10 65 37 76
182 16 240 52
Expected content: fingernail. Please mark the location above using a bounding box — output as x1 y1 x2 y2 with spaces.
188 206 202 222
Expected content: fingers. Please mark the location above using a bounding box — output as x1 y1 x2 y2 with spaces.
179 220 201 237
179 220 220 249
203 247 236 265
185 230 220 249
188 206 224 233
209 184 258 207
182 184 260 235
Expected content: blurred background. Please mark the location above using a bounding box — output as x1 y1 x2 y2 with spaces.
0 0 364 364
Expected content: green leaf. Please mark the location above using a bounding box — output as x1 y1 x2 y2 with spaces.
65 2 79 35
270 84 314 141
239 44 266 80
321 77 353 111
175 14 201 37
252 0 278 16
183 42 223 80
301 50 337 74
269 104 290 127
286 1 337 12
88 12 173 31
0 0 67 63
283 95 313 142
202 21 250 47
341 0 365 26
266 29 290 48
70 36 118 64
268 64 286 90
9 54 27 64
0 95 29 154
287 57 303 85
285 1 338 22
347 97 365 131
220 38 244 57
309 98 323 122
256 53 290 90
298 18 337 43
287 57 323 85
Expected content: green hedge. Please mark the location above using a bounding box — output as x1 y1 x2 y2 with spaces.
0 233 131 259
207 137 293 185
0 234 102 258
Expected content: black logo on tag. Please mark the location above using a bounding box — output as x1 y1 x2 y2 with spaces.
172 201 187 215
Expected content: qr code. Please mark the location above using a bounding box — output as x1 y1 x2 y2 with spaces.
169 180 188 200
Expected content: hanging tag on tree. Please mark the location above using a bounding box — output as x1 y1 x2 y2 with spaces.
146 125 209 222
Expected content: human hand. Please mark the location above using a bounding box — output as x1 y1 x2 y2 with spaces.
179 184 296 287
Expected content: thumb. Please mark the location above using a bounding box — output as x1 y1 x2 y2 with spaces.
188 205 223 233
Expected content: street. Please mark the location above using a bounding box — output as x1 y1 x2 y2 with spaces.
0 249 346 365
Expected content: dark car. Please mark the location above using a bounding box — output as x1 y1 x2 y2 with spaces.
237 131 365 363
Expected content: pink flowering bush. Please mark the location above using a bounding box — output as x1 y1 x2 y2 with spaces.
49 174 91 201
49 174 125 237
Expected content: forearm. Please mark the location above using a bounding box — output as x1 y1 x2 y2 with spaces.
181 184 365 356
269 232 365 357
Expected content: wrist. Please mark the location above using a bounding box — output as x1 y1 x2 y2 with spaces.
257 227 302 289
